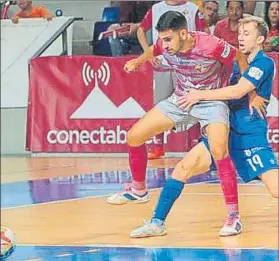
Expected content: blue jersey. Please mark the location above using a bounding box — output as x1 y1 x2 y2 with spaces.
229 50 275 149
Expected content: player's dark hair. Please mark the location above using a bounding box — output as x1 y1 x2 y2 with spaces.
156 11 188 32
226 1 244 9
238 15 269 41
264 1 279 31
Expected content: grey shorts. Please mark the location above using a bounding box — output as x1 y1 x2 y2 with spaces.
153 70 174 105
155 93 230 134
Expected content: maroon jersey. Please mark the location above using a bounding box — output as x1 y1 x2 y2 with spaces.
154 32 237 96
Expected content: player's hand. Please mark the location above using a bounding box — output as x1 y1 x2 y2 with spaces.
11 16 19 24
177 89 201 110
124 59 140 73
249 94 269 119
147 57 161 67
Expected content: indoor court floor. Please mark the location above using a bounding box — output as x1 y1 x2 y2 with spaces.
1 157 278 261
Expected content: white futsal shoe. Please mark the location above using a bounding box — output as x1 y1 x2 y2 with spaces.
106 184 150 205
219 214 243 236
130 220 167 238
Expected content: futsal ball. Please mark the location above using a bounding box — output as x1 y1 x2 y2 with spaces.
1 227 16 259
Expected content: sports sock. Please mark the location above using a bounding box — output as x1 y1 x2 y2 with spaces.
151 178 184 223
129 144 147 194
216 156 239 216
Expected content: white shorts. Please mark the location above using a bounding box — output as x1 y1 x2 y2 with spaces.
155 93 230 134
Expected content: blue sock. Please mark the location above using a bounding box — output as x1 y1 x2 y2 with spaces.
151 178 184 225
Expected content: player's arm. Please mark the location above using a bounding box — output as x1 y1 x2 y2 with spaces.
198 58 273 101
195 36 250 100
123 46 155 73
137 8 161 66
234 50 248 74
195 47 252 101
124 37 164 72
178 61 273 110
193 77 255 101
137 9 152 52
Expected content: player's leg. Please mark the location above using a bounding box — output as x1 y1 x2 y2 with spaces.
192 100 241 236
260 169 278 198
106 107 175 205
148 70 174 160
206 122 242 236
107 92 199 205
130 142 212 238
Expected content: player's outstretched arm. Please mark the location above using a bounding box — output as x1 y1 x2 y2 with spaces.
177 78 256 110
123 46 155 73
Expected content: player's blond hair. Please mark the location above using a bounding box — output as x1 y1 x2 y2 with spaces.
238 15 269 41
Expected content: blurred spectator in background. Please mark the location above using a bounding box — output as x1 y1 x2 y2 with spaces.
264 1 279 52
244 1 256 15
11 0 53 24
214 1 244 47
201 1 219 35
190 0 203 10
108 1 158 56
138 0 207 55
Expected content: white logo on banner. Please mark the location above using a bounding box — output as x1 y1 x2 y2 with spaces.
82 62 110 87
70 62 146 119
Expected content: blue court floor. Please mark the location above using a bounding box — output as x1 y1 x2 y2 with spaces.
6 246 279 261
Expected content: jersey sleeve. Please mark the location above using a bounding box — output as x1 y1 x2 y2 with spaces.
242 59 274 90
209 36 237 66
153 39 163 56
139 8 152 32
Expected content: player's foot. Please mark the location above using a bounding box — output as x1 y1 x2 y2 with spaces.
130 220 167 238
219 214 242 237
106 183 150 205
148 148 165 160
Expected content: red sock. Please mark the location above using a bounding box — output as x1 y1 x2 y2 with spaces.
215 156 239 216
155 133 164 150
129 144 147 191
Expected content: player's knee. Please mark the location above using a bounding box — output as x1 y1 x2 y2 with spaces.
210 146 228 160
127 129 143 147
262 170 279 199
172 161 194 182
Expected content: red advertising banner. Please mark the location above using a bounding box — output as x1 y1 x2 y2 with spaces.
26 56 198 152
27 54 278 153
266 52 279 152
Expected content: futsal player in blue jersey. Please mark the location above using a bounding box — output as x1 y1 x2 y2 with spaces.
129 15 278 238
